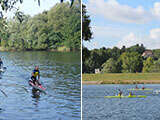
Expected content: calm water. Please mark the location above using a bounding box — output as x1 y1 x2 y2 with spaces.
83 84 160 120
0 51 81 120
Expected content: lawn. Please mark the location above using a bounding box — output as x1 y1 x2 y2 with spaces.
82 73 160 84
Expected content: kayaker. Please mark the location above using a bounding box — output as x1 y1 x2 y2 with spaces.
31 66 41 86
118 89 122 96
128 92 133 97
135 85 138 89
0 58 3 69
142 86 145 90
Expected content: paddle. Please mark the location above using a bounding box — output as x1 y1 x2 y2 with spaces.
0 89 7 97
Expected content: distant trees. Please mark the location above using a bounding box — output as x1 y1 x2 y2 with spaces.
82 44 160 73
120 52 143 73
101 58 118 73
142 57 154 72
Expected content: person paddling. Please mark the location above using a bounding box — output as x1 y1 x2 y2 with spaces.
31 66 41 86
118 89 123 96
128 92 133 97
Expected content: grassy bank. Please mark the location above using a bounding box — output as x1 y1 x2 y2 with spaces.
82 73 160 84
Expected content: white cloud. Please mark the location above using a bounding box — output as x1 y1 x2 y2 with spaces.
151 2 160 18
92 25 128 39
117 33 142 48
150 28 160 39
117 28 160 49
88 0 151 24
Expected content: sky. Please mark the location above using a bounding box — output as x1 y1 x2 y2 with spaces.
83 0 160 50
3 0 64 18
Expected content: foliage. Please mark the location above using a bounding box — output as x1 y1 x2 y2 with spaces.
143 57 154 72
0 1 81 51
149 59 160 72
101 58 118 73
82 4 92 41
120 52 143 73
82 45 147 73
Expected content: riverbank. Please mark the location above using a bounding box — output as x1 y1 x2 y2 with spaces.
82 73 160 84
0 46 80 52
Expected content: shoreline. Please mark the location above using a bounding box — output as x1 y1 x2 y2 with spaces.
82 80 160 85
82 73 160 84
0 47 80 52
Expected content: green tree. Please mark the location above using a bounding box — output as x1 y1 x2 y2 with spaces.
149 59 160 72
1 1 80 51
82 4 92 41
101 58 118 73
143 57 154 72
120 52 143 73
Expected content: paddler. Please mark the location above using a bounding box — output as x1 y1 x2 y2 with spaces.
142 86 145 90
118 89 123 96
128 92 133 97
31 66 41 86
135 85 138 89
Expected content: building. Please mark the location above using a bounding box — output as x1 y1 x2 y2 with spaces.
95 69 100 74
142 50 153 58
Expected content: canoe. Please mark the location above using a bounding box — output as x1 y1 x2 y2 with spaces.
104 95 146 98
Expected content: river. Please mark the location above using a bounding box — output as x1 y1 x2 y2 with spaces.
83 84 160 120
0 51 81 120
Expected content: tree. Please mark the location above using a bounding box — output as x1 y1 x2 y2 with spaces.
82 4 92 41
149 59 160 72
126 44 145 54
2 1 81 51
120 52 143 73
143 57 154 72
101 58 118 73
85 51 102 73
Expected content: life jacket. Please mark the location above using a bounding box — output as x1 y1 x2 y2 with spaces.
33 70 40 77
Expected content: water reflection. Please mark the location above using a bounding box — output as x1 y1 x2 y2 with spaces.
32 88 40 111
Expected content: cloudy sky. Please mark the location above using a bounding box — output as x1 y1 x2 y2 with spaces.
83 0 160 49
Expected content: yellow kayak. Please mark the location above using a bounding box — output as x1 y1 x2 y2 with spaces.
104 95 146 98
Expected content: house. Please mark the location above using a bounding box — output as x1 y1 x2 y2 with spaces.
142 50 153 58
95 69 100 74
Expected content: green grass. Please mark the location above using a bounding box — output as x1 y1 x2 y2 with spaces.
82 73 160 84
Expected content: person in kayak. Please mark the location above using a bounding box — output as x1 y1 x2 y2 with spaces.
135 85 138 89
0 58 3 69
118 89 123 96
31 66 41 86
128 92 133 97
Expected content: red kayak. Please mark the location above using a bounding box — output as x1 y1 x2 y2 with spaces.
29 80 46 93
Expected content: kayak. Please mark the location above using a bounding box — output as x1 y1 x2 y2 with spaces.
104 95 146 98
127 88 153 91
29 80 46 93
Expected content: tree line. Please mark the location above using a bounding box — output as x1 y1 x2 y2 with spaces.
0 1 81 51
83 44 160 73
